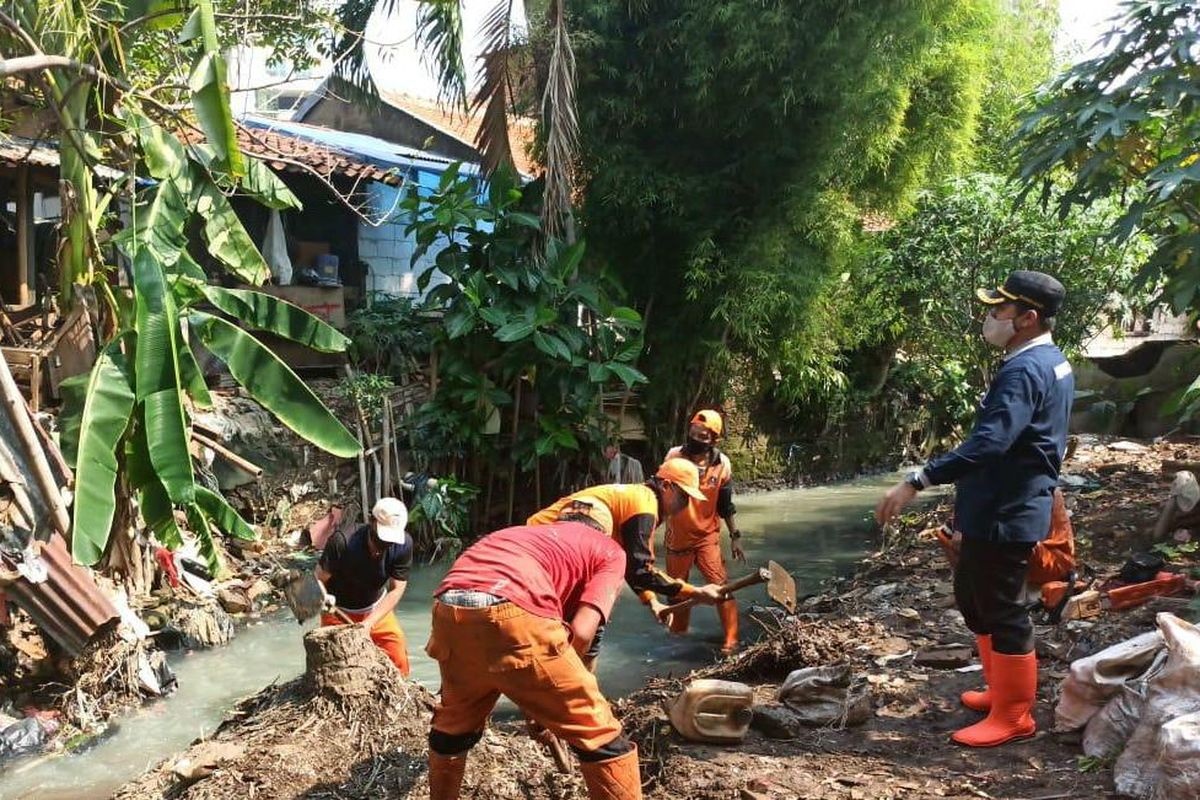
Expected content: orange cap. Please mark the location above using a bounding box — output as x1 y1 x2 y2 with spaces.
553 496 615 536
690 409 723 437
656 457 706 500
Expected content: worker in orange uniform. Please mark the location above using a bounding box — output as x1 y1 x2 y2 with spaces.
664 410 745 654
425 514 642 799
315 497 412 675
527 458 726 665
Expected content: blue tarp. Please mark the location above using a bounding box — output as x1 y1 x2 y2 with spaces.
238 115 483 180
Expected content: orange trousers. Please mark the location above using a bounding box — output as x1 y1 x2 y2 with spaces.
425 600 622 753
665 535 738 650
321 608 410 676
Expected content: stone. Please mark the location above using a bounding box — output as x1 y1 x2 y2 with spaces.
245 578 272 603
873 636 911 656
897 607 922 624
750 705 803 739
217 587 252 615
864 583 900 603
913 644 973 669
941 609 966 628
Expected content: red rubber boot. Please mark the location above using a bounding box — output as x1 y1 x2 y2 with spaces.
960 634 993 712
952 651 1037 747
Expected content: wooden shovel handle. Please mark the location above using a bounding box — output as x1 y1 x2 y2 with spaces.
663 567 769 615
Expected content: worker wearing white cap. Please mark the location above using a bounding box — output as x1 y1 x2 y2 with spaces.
316 497 413 674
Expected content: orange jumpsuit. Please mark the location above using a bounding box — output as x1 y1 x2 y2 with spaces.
663 446 739 650
427 523 627 753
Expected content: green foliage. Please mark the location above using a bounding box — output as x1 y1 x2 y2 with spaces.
765 173 1153 474
570 0 1020 447
7 3 362 572
345 294 432 378
1152 541 1199 562
408 476 480 560
337 372 396 428
401 165 644 477
1016 1 1200 312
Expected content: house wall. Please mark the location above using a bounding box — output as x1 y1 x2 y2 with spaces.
301 93 479 165
358 172 453 298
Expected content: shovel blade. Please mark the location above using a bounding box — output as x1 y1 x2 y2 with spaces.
282 569 325 623
766 560 797 613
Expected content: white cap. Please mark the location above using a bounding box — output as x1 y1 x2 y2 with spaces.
372 497 408 544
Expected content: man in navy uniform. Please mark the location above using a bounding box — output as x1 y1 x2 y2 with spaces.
876 270 1073 748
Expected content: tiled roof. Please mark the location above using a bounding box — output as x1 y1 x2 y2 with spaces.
379 91 539 177
232 123 403 185
0 135 125 181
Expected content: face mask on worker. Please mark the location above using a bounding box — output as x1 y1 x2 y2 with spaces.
682 436 711 457
982 312 1017 348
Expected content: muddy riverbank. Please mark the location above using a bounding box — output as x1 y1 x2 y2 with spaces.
105 434 1199 799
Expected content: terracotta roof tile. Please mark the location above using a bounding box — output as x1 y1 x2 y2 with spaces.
379 91 539 177
232 124 402 185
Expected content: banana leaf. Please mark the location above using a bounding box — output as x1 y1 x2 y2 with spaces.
140 479 183 550
183 1 244 178
194 486 257 541
132 250 195 503
178 338 212 407
114 178 190 267
189 311 361 457
191 143 300 210
71 339 136 566
194 182 270 285
202 286 350 352
185 503 225 577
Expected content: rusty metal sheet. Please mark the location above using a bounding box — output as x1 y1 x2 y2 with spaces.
3 534 118 655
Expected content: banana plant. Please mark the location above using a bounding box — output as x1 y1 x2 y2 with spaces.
51 3 362 573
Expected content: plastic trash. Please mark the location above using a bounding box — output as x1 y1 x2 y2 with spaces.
263 209 292 285
0 717 46 760
667 679 753 743
1156 711 1200 799
778 664 872 727
1055 629 1164 731
1113 614 1200 799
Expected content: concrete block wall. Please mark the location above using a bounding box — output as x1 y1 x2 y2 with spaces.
358 178 449 298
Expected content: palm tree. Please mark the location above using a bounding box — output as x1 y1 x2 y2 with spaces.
336 0 578 240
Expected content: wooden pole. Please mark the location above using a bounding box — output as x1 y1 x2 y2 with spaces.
15 164 32 307
0 349 70 537
506 379 521 524
381 401 392 497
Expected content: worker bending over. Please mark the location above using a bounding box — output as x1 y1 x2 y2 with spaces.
528 458 725 664
316 497 412 675
425 516 642 799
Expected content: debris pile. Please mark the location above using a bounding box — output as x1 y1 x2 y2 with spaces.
113 625 577 800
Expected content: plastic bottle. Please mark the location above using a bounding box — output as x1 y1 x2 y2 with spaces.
667 679 754 743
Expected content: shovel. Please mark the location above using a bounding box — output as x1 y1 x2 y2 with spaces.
277 569 356 626
662 560 797 618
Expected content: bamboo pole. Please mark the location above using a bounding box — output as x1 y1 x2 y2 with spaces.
381 402 392 498
0 349 70 538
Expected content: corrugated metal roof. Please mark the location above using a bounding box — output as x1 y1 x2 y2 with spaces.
2 534 118 655
240 115 481 178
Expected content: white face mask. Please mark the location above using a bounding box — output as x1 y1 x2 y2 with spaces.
982 313 1016 348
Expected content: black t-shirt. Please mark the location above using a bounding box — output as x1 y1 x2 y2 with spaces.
318 525 413 611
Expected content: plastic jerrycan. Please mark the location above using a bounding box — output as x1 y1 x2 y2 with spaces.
667 679 754 743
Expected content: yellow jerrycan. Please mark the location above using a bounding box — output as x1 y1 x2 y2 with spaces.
666 679 754 743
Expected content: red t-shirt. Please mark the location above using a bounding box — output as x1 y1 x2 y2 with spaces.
436 523 627 622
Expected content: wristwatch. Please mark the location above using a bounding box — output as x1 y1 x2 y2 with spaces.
905 470 926 491
730 530 741 540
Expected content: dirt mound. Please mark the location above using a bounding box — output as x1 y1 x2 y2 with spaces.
113 625 582 800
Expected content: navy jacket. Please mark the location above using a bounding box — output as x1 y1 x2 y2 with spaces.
920 336 1074 543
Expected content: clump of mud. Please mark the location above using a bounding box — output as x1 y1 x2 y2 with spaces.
114 625 582 800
